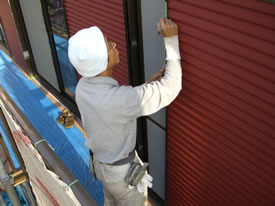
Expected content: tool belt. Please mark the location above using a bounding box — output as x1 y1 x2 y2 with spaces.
89 150 136 166
107 150 135 166
89 150 148 186
125 162 149 186
89 150 136 179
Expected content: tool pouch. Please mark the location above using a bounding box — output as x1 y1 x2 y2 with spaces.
125 162 149 186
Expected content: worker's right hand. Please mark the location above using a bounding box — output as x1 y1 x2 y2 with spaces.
147 64 166 84
137 173 153 193
158 18 178 37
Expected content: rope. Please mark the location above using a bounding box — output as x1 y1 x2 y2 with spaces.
66 179 79 190
34 139 54 151
34 139 46 148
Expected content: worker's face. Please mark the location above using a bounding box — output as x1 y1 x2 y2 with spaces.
104 36 120 69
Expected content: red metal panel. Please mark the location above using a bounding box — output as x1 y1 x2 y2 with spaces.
64 0 129 85
0 0 26 67
166 0 275 205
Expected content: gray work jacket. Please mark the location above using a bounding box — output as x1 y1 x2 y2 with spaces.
76 36 182 164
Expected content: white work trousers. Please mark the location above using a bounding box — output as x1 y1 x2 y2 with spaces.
90 154 148 206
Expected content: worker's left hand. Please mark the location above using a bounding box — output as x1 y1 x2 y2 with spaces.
147 65 166 84
137 173 153 193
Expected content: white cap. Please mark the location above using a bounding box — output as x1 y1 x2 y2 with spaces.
68 26 107 77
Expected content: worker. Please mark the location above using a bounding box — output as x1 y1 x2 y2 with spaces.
68 18 182 206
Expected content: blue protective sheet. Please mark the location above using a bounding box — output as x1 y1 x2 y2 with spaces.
0 49 104 206
0 118 20 170
1 186 28 206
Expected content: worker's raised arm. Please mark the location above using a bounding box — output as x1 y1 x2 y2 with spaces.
121 18 182 119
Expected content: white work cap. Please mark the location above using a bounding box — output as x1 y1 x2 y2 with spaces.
68 26 107 77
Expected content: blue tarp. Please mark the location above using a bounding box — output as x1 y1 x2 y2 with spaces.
0 49 104 205
0 118 20 170
1 185 28 206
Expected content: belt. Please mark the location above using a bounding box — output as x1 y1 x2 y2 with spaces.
90 150 135 166
108 150 135 166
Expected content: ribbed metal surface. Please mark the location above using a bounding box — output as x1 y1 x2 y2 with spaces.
166 1 275 205
64 0 129 85
0 0 26 67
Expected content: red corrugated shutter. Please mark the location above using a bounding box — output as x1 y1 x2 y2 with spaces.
166 1 275 205
64 0 129 85
0 0 26 67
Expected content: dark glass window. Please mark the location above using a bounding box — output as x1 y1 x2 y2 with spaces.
262 0 275 4
0 22 8 49
45 0 78 98
46 0 68 39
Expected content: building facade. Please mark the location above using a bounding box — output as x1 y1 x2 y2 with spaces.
0 0 274 205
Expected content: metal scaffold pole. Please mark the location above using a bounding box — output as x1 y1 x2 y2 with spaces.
0 159 21 206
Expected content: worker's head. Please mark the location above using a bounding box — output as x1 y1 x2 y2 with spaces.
68 26 119 77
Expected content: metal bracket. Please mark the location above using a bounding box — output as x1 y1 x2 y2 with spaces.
23 50 30 60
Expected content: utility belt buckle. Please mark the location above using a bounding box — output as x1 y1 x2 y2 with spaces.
125 162 149 186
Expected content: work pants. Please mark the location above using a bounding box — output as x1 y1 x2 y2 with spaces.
90 153 147 206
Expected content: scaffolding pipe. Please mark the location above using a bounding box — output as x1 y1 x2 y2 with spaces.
0 159 21 206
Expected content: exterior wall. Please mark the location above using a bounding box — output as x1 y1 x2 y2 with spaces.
0 0 26 67
64 0 129 85
166 0 275 205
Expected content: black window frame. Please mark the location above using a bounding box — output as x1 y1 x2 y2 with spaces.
0 20 9 50
38 0 80 117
